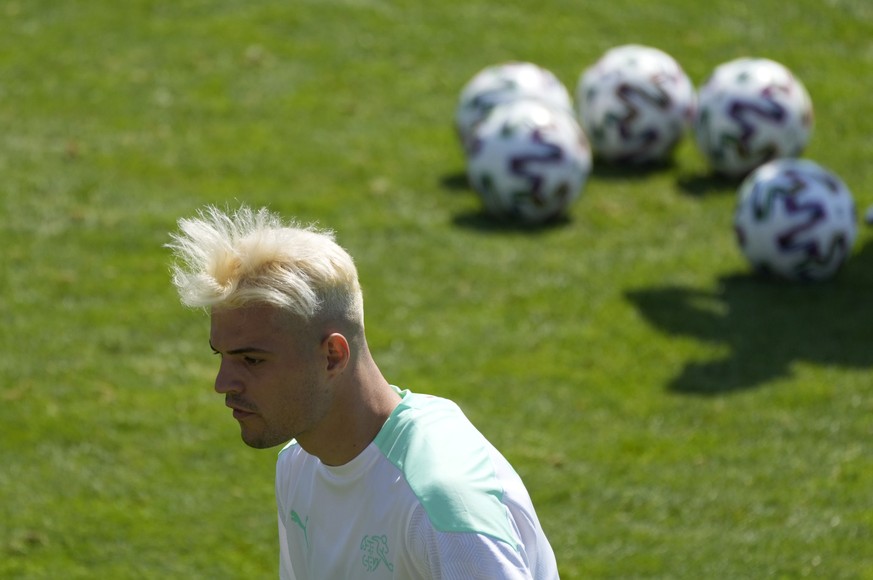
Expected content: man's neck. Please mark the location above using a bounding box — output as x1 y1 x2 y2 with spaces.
299 361 400 466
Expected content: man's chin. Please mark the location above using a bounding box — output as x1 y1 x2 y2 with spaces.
240 428 284 449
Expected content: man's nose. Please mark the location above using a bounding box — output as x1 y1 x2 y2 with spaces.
214 359 242 394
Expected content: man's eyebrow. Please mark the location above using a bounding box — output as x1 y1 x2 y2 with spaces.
208 341 271 355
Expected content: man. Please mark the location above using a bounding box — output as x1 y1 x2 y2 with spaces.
167 205 559 579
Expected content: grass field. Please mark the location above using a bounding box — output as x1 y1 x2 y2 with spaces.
2 0 872 578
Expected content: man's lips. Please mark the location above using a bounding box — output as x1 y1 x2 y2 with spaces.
227 402 256 420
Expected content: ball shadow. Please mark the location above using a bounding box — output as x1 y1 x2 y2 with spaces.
625 237 873 395
452 209 574 234
675 170 744 197
591 157 677 181
439 170 472 194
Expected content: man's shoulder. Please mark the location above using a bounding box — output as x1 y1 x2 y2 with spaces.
375 391 486 469
375 390 520 544
276 439 314 476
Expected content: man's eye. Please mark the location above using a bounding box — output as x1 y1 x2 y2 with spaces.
243 356 263 366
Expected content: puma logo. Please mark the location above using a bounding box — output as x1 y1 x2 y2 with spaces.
290 510 310 550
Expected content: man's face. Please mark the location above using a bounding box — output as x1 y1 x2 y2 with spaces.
209 305 331 449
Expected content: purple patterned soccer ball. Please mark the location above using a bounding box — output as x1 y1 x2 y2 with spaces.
466 100 592 224
576 44 696 164
734 158 857 281
694 57 813 178
455 62 574 148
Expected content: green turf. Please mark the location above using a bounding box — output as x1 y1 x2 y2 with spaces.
2 0 872 578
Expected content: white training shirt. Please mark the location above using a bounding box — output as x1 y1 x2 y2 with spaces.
276 388 559 579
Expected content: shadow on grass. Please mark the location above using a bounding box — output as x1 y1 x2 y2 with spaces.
625 237 873 395
590 157 677 181
439 170 472 194
452 209 574 234
675 170 744 197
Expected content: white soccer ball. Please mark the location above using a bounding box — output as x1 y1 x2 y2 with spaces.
466 99 592 224
575 44 696 164
694 57 813 178
734 158 857 281
455 62 573 148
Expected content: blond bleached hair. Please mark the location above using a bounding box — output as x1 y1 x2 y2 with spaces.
167 205 364 327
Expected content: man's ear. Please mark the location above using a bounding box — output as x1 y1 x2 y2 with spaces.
322 333 350 375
